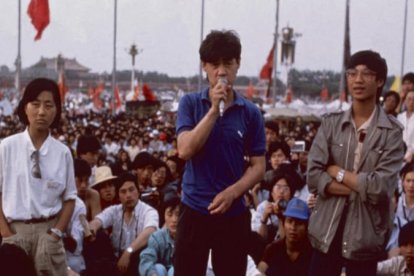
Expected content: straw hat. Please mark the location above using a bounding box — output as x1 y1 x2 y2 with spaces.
90 166 117 189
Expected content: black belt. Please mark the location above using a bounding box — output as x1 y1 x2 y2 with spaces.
14 214 58 224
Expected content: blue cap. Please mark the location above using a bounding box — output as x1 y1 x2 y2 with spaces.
283 198 310 221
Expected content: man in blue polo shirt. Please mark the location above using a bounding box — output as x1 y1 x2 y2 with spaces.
174 30 266 276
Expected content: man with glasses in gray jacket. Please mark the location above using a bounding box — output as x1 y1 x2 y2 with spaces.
307 50 404 276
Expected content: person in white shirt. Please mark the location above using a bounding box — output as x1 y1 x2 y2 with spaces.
377 220 414 275
398 90 414 163
0 78 77 275
89 172 159 276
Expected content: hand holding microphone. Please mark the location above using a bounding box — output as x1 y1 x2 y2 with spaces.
217 77 228 117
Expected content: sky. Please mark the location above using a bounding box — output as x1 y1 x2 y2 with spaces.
0 0 413 78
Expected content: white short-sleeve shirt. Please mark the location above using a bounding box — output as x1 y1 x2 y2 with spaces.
0 129 77 221
96 200 159 254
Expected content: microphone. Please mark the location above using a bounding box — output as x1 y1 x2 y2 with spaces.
218 77 228 117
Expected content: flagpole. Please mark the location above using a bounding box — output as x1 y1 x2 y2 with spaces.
400 0 408 80
198 0 205 92
112 0 118 116
272 0 280 107
15 0 22 95
339 0 350 110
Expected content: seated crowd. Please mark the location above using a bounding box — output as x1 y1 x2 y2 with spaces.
0 99 414 275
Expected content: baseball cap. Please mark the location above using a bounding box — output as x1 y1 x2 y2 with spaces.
283 198 310 221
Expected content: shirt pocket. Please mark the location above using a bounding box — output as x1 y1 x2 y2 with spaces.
328 142 344 164
41 180 65 207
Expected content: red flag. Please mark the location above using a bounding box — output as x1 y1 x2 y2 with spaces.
93 84 104 109
320 87 329 102
115 86 122 109
286 87 293 104
142 84 157 102
57 71 68 105
246 81 255 99
259 44 275 80
27 0 50 41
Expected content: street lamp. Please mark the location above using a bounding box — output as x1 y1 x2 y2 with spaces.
129 44 142 95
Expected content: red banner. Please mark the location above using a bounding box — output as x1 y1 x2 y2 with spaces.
27 0 50 41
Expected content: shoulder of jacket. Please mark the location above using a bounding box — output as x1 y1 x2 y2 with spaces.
321 110 345 120
387 114 404 131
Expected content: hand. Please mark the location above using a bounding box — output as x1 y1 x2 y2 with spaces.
117 251 131 274
210 80 230 113
0 229 15 238
262 202 273 220
208 187 236 215
327 165 341 178
307 193 318 209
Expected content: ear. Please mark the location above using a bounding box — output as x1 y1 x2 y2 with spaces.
202 62 208 72
376 78 385 88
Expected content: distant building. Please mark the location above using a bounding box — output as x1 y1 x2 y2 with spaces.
25 56 90 79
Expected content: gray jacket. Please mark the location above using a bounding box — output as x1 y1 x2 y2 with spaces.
307 106 404 260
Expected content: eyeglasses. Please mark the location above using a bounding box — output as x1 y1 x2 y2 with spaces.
346 69 377 81
274 184 290 193
31 150 42 179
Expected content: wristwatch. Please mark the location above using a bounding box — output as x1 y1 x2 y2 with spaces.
336 169 346 183
49 228 63 239
126 246 133 254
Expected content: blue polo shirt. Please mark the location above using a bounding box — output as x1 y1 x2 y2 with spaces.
176 88 266 216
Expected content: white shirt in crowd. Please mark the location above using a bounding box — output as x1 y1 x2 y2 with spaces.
96 200 159 256
377 255 414 276
398 111 414 158
66 196 87 273
0 129 77 221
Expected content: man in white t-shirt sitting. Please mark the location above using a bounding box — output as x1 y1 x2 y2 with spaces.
89 172 159 276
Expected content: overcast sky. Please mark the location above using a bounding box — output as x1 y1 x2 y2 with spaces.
0 0 413 78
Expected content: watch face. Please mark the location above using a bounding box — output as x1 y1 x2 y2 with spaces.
127 247 133 253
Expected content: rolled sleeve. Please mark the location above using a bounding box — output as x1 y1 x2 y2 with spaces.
96 206 116 229
176 95 195 136
143 207 159 229
63 151 77 201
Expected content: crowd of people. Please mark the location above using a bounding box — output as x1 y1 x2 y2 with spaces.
0 30 414 276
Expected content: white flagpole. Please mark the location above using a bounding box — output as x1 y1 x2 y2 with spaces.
198 0 205 92
400 0 408 80
272 0 280 107
112 0 118 115
15 0 22 95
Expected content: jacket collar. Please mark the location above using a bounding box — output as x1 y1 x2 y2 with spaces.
339 104 393 130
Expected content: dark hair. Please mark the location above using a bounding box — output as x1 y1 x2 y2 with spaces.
347 50 387 102
402 72 414 84
399 220 414 246
132 152 157 169
383 90 401 107
153 159 173 185
76 134 101 155
74 158 92 178
268 140 291 159
265 120 279 135
266 163 303 202
199 30 241 63
400 162 414 180
116 172 138 195
16 78 62 128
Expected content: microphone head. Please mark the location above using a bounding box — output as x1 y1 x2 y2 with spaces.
217 77 228 85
